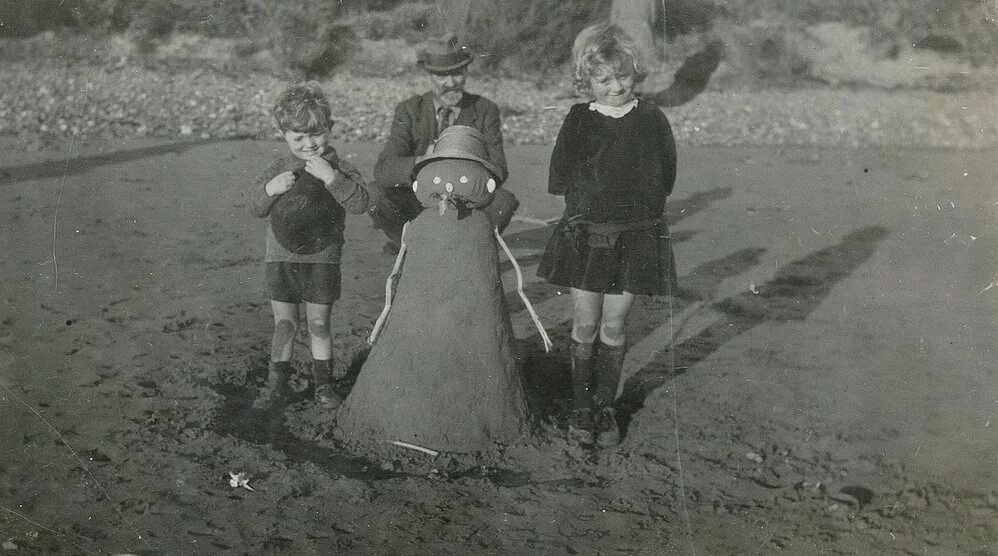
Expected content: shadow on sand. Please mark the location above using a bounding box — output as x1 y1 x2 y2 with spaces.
0 135 251 185
521 225 888 440
615 225 890 437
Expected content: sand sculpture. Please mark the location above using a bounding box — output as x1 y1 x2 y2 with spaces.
336 126 544 455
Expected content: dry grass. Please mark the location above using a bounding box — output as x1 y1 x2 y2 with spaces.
0 0 995 91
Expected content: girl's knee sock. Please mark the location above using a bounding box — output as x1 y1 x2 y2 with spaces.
569 340 596 411
593 342 626 408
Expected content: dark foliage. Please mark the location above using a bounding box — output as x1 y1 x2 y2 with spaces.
0 0 995 76
354 0 409 12
464 0 610 75
0 0 79 37
240 1 356 78
665 0 718 38
363 3 440 43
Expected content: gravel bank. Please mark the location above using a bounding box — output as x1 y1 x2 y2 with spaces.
1 62 996 151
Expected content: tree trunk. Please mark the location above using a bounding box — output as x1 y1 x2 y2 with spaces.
610 0 661 66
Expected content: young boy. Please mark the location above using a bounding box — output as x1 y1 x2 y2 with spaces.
249 81 371 411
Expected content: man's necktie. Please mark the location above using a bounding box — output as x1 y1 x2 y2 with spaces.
436 106 452 136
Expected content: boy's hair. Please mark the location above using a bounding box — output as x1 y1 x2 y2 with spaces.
572 23 647 95
272 81 334 134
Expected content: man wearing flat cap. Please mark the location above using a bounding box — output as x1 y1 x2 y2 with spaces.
369 34 519 253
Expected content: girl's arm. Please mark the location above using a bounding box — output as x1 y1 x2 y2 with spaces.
548 108 580 195
658 111 678 197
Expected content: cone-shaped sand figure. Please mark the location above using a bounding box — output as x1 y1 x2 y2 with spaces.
336 126 528 454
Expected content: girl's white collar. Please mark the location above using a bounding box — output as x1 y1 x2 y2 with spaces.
589 99 638 118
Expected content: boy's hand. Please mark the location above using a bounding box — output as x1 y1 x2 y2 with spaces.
305 157 339 185
265 171 295 196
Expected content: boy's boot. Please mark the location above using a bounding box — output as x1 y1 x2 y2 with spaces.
567 340 597 444
252 361 292 411
312 359 342 407
593 343 626 447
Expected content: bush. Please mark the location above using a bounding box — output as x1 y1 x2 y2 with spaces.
716 17 812 86
42 0 245 37
712 0 998 63
170 0 251 37
241 1 357 78
66 0 347 38
665 0 718 38
295 24 360 77
2 0 995 82
128 1 183 46
464 0 609 76
369 3 440 42
0 0 81 37
364 15 391 41
354 0 409 12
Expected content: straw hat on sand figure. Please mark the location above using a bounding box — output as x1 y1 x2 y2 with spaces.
335 126 550 455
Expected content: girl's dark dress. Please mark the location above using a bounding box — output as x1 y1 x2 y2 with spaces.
537 100 679 295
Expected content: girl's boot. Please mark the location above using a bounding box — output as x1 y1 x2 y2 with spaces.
312 359 342 407
568 340 596 444
593 343 626 446
253 361 292 411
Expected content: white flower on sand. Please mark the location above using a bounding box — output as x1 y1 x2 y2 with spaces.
228 471 255 491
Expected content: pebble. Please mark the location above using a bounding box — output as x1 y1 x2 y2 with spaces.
829 491 861 507
2 62 996 151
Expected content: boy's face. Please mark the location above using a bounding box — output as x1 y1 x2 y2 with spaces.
282 129 330 160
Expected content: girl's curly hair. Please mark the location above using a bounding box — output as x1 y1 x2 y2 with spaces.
571 23 647 95
272 81 334 134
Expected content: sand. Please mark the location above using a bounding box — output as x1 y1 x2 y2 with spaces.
1 137 996 554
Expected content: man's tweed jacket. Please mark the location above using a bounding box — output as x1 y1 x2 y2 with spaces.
373 91 509 188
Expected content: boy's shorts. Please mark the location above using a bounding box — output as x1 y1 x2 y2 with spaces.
265 262 341 305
